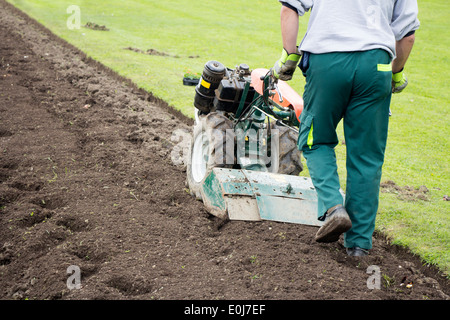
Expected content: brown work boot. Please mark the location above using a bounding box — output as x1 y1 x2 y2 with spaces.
315 205 352 243
346 247 369 257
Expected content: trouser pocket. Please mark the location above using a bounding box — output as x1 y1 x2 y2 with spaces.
297 110 314 151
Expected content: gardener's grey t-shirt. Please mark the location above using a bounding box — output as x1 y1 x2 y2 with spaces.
279 0 420 59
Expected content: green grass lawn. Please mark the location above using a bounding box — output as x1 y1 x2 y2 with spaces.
7 0 449 275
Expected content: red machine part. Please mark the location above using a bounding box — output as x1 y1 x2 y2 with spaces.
250 68 304 122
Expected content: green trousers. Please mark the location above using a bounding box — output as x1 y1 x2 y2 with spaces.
297 49 392 250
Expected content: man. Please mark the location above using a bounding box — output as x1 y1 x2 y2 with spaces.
273 0 420 256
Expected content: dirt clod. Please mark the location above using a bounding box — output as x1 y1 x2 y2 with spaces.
84 22 109 31
381 180 431 202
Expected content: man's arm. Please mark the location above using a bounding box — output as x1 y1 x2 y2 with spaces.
392 33 415 74
390 0 419 93
272 5 302 81
281 5 299 54
391 32 415 93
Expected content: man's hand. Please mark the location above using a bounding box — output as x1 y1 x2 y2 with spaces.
392 69 408 93
272 48 301 81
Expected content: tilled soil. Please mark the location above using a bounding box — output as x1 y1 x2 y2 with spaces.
0 0 448 301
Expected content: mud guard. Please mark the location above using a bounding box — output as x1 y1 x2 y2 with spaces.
200 168 324 227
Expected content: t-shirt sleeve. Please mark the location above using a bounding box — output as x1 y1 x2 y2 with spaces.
391 0 420 40
279 0 313 16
